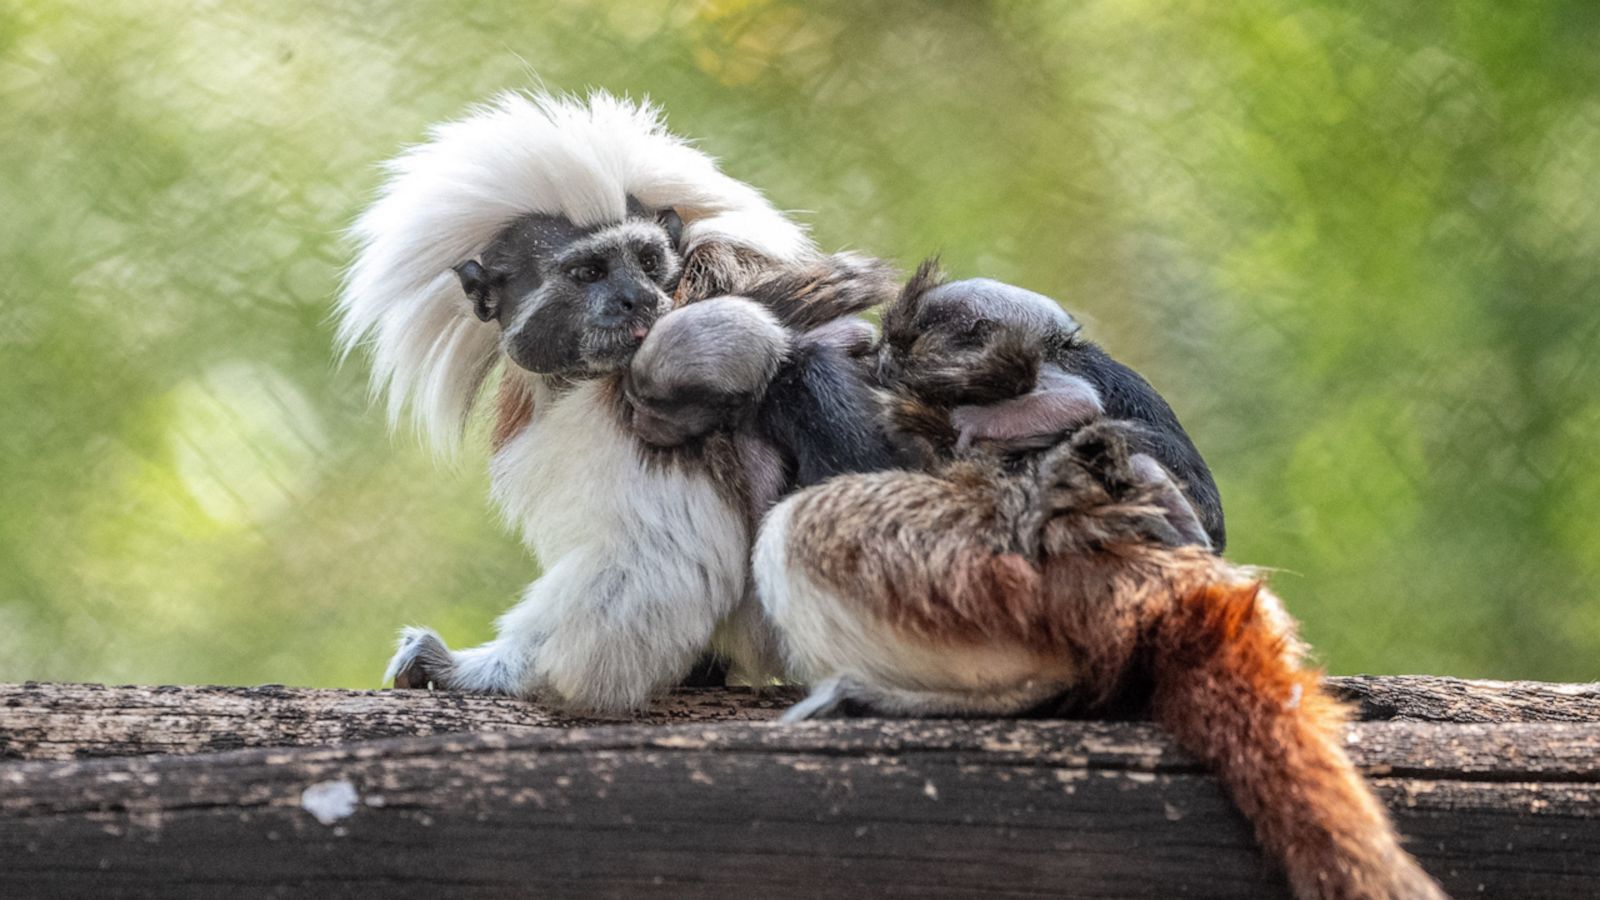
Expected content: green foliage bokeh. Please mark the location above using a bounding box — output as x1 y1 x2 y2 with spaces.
2 0 1597 687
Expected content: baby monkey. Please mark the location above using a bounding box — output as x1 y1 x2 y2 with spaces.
626 295 896 522
880 264 1226 550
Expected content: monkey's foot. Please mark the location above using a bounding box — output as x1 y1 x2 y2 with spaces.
779 677 880 722
384 626 455 690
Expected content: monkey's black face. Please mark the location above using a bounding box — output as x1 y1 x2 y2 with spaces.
455 213 684 376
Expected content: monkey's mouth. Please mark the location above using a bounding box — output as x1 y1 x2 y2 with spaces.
581 320 655 367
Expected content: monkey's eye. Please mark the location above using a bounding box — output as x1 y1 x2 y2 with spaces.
639 251 660 275
568 263 606 283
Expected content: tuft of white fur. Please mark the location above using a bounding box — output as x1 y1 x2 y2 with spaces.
337 90 816 455
477 379 748 710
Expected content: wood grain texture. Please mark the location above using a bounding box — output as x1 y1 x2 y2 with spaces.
0 681 800 762
1 680 1596 898
1329 675 1600 724
4 676 1596 763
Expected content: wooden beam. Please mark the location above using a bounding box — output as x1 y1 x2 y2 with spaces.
0 681 799 763
3 676 1596 763
1330 675 1600 724
1 679 1598 897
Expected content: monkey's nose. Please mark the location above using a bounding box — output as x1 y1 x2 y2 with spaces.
597 287 657 329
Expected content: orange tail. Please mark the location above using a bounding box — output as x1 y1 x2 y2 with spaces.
1149 579 1447 900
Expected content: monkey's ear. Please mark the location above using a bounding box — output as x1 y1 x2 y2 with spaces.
657 207 685 250
453 260 498 322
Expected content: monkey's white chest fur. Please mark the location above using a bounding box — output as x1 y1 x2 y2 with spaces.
486 379 748 711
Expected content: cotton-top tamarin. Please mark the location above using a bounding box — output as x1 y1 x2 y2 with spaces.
337 91 885 710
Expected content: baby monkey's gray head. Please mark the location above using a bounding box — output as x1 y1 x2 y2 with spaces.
625 297 791 447
879 269 1082 409
453 205 685 375
910 278 1078 351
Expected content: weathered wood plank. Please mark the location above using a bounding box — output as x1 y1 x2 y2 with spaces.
1329 675 1600 724
0 681 800 762
4 676 1596 763
1 720 1596 899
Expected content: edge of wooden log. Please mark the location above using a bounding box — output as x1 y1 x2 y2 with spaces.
2 714 1597 898
2 677 1596 897
3 675 1596 763
1330 674 1600 724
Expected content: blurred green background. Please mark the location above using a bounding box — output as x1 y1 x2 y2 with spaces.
3 0 1598 688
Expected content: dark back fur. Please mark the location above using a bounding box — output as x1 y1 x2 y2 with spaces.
759 337 906 490
1053 340 1226 550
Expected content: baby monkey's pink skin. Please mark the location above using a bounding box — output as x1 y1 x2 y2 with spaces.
952 367 1104 452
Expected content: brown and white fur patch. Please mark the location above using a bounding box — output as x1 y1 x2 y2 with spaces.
753 424 1444 899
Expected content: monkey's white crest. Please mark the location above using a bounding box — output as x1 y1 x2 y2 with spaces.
337 90 814 455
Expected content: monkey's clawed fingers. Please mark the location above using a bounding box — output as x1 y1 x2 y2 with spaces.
384 626 454 690
800 317 878 357
1032 421 1212 550
951 406 1074 454
1127 453 1212 550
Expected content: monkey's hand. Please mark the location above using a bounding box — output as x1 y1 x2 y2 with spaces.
383 626 522 694
952 368 1104 453
1043 422 1211 551
384 626 455 690
798 316 877 357
1126 453 1212 550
